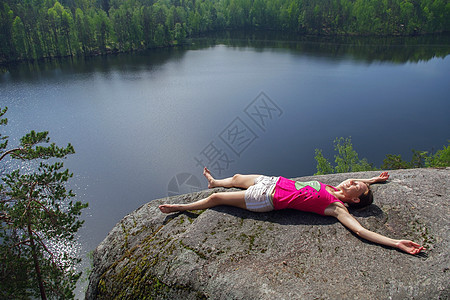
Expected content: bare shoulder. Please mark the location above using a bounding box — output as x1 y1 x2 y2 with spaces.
324 201 349 217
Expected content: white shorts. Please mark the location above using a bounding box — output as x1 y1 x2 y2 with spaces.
244 176 279 212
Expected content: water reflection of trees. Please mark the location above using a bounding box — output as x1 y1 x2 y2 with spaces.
1 32 449 78
195 31 450 63
0 48 184 82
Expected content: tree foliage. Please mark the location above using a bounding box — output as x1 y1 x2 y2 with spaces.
0 107 88 299
314 148 334 175
0 0 449 62
381 143 450 169
315 137 450 174
425 142 450 167
314 137 376 175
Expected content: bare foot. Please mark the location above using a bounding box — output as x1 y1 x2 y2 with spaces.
159 204 180 214
203 167 216 188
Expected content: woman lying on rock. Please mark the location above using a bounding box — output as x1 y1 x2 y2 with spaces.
159 168 424 255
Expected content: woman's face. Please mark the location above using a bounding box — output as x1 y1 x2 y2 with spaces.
340 180 368 200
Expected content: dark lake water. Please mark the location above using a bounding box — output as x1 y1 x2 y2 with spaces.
1 33 449 297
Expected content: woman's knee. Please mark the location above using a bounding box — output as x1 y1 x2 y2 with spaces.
208 193 223 205
231 173 259 189
233 173 256 188
231 173 242 184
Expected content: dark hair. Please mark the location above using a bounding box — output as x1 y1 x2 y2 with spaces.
348 188 373 209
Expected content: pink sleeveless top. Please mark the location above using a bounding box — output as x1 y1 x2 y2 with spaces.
273 177 343 216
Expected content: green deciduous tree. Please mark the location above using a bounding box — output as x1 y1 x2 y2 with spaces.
381 154 411 170
47 1 78 57
381 142 450 170
315 137 376 175
11 16 28 59
92 9 111 53
382 150 429 169
0 3 15 62
0 107 88 299
75 8 94 54
314 148 334 175
425 142 450 167
333 137 375 173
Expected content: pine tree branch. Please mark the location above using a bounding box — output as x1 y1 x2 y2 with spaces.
34 236 58 264
9 239 32 249
0 213 13 223
31 198 58 225
0 148 22 161
0 198 17 204
21 183 37 220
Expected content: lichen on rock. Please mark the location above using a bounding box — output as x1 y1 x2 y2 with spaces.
86 168 449 299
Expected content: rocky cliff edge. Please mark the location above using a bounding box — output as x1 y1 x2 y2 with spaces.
86 168 449 299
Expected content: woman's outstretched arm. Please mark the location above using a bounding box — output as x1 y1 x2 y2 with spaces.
328 204 424 255
348 171 390 185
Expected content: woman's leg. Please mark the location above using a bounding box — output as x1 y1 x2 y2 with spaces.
159 190 247 213
203 167 260 189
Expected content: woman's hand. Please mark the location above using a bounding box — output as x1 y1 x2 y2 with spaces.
372 171 389 183
396 240 425 255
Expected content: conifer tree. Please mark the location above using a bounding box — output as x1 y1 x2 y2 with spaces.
0 107 88 299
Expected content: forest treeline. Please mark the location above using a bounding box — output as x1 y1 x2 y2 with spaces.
314 137 450 175
1 0 449 62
